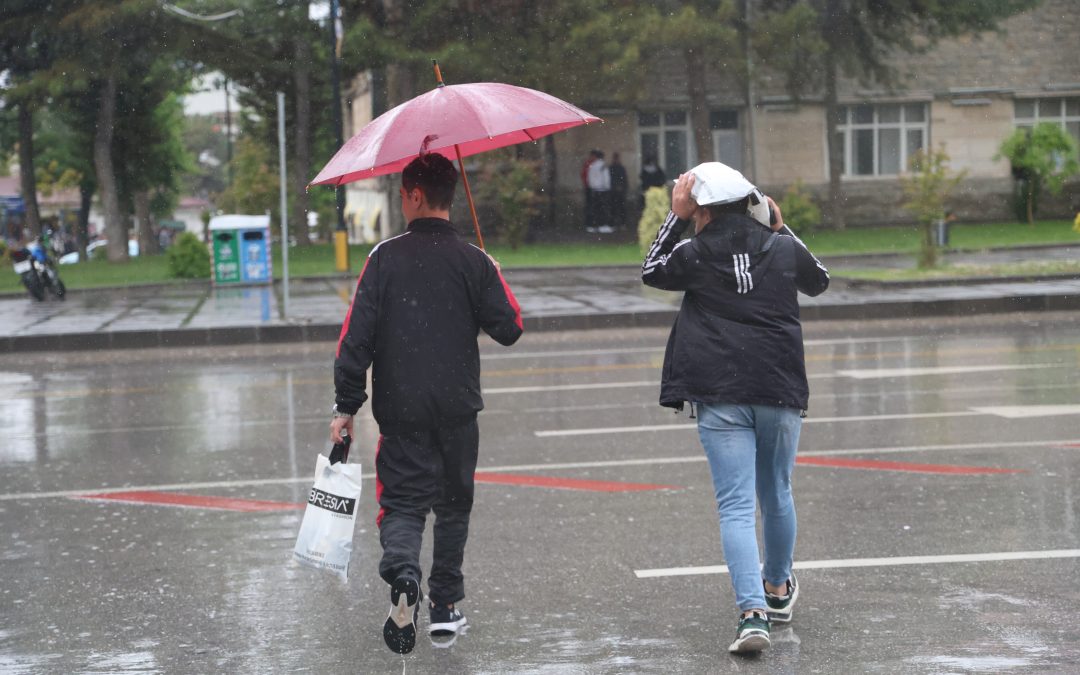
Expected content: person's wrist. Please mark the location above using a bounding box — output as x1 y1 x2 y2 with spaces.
672 206 694 222
332 404 355 418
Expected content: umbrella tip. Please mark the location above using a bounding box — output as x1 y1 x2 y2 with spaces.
433 60 445 88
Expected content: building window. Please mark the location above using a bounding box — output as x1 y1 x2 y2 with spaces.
836 103 928 177
1014 97 1080 145
710 110 743 171
639 111 689 177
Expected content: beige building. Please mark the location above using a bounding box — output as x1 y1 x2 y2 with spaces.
552 0 1080 226
340 0 1078 236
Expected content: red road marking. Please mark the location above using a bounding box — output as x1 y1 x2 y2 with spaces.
1054 443 1080 448
796 457 1024 475
76 490 305 512
474 472 678 492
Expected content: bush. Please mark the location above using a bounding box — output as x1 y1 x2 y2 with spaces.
638 186 671 254
777 180 821 235
998 123 1080 224
478 159 540 250
901 147 965 269
166 231 211 278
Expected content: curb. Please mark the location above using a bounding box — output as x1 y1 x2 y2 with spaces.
837 271 1080 289
4 291 1080 354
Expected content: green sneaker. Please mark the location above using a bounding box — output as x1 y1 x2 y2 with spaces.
764 574 799 624
728 610 771 653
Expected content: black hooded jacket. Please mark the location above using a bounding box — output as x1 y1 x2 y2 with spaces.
334 218 523 432
642 211 830 411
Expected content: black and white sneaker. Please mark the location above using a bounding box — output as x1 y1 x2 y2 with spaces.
728 610 771 654
383 576 421 654
429 602 467 636
764 574 799 624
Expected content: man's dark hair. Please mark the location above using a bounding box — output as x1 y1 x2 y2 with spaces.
402 154 458 210
704 196 750 221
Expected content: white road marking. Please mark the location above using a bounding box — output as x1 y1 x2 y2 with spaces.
836 364 1057 379
6 437 1076 502
634 549 1080 578
485 381 656 394
477 337 915 361
481 347 663 360
535 411 983 437
971 405 1080 419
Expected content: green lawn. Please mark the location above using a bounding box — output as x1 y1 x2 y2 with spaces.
2 219 1077 294
800 219 1080 256
839 259 1080 282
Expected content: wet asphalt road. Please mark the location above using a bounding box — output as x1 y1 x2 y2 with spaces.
2 312 1080 674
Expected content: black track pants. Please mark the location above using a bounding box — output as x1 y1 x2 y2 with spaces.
375 418 479 606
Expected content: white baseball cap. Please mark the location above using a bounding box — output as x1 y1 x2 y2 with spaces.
688 162 755 206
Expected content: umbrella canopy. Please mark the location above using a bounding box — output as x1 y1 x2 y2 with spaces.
310 82 601 187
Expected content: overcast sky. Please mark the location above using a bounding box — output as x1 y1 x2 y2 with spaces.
182 73 240 116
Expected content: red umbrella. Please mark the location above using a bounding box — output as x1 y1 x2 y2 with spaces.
310 62 601 249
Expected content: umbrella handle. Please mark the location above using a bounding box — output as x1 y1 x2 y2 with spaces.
454 144 485 251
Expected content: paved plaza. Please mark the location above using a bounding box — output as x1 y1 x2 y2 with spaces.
2 312 1079 672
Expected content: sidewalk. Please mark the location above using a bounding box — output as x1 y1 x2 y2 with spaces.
2 250 1079 352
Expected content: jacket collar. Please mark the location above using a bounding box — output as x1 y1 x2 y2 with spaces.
407 217 458 235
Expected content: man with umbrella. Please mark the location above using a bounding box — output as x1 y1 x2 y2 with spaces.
330 153 523 654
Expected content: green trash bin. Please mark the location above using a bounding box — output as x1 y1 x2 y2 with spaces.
208 215 272 285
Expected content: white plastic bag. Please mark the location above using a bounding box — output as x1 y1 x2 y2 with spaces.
293 453 362 581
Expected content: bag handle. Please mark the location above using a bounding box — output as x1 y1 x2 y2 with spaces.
328 430 352 465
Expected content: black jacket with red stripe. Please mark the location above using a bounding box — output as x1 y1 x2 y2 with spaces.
642 211 830 412
334 218 523 431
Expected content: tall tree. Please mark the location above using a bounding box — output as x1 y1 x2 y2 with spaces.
180 0 346 246
758 0 1040 229
637 1 740 165
0 1 54 239
28 0 205 260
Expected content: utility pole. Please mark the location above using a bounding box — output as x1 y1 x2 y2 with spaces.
329 0 349 272
278 92 290 318
224 76 233 185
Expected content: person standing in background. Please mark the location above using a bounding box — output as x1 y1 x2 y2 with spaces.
639 153 667 209
586 149 611 233
609 152 628 230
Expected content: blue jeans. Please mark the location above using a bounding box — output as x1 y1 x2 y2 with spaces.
696 403 802 612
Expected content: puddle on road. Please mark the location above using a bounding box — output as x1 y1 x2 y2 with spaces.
909 654 1034 671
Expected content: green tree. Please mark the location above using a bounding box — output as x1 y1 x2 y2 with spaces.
997 123 1080 225
19 0 205 261
901 147 965 268
758 0 1039 229
0 0 55 239
180 113 230 199
478 157 541 250
180 0 350 246
216 135 280 218
642 1 740 165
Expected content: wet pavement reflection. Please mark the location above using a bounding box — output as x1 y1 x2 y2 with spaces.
1 312 1079 672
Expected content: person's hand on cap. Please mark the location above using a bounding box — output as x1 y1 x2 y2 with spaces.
765 195 785 232
672 173 697 221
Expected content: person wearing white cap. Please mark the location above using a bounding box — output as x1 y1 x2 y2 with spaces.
641 162 830 655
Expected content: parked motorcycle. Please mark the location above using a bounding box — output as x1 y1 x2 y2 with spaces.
12 242 66 301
